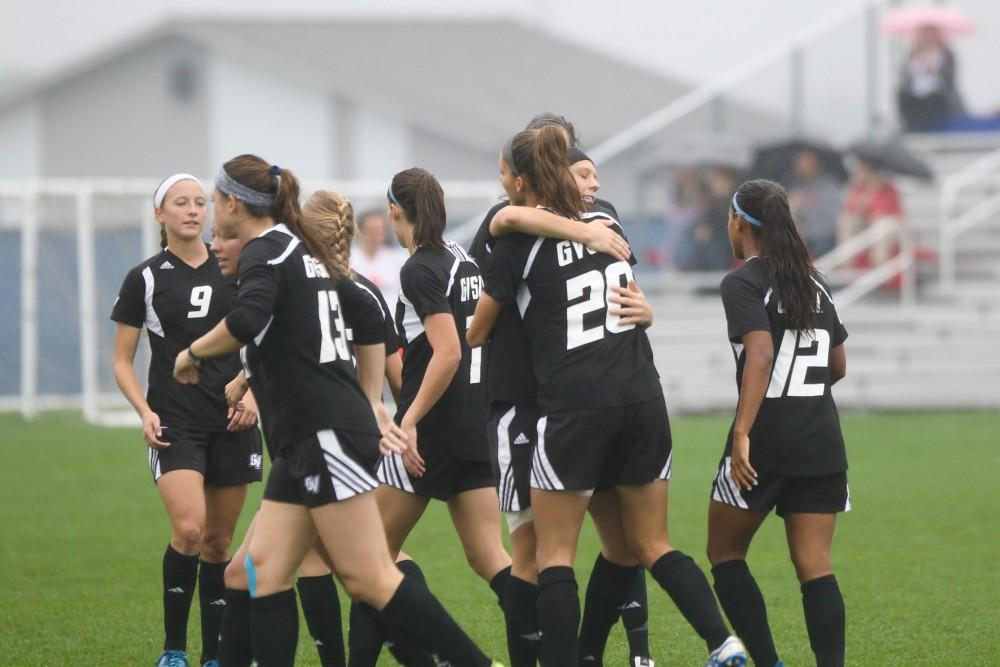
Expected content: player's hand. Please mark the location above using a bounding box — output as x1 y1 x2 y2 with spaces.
608 279 653 327
227 388 259 431
730 431 758 491
225 373 249 407
173 349 199 384
142 410 170 449
583 220 631 262
400 421 425 477
374 403 408 456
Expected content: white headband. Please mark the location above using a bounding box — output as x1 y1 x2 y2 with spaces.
154 173 203 208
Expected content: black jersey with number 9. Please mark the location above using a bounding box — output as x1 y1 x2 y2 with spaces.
484 212 662 412
720 256 848 476
225 224 381 455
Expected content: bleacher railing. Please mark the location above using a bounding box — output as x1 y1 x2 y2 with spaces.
938 146 1000 291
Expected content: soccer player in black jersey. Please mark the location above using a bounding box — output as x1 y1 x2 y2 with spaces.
111 174 263 667
467 126 747 667
470 135 654 667
707 180 850 667
172 155 499 667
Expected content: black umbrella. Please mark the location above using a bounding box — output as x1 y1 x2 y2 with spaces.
750 139 849 185
850 141 934 182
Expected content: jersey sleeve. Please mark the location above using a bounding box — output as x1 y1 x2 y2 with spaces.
483 234 531 304
338 277 386 346
110 266 146 328
720 271 770 341
469 201 508 267
400 259 451 320
226 241 280 344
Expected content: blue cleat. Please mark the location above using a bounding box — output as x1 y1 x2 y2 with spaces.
155 650 189 667
706 636 748 667
202 661 220 667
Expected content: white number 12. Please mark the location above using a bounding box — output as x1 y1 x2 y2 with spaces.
766 329 830 398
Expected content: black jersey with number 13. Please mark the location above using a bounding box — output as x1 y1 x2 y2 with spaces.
720 256 848 477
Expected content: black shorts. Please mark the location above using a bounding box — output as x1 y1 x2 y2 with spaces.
378 434 494 502
150 426 263 485
531 396 672 493
487 402 538 513
711 457 851 517
264 429 380 508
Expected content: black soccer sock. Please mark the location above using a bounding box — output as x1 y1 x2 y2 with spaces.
490 565 512 607
384 561 436 667
620 566 651 662
504 576 540 667
578 554 635 665
162 544 199 651
802 574 845 667
650 551 730 652
712 560 779 667
198 560 228 663
218 589 252 667
536 566 580 667
378 574 491 667
297 574 345 667
347 602 383 667
249 589 299 667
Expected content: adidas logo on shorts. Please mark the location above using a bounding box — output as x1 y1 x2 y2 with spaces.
304 475 321 494
513 433 530 445
160 260 175 269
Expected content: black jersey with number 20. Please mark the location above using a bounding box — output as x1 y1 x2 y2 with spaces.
720 256 848 477
395 241 486 457
484 212 661 412
225 224 381 455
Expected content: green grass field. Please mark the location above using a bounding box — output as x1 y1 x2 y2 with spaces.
1 411 998 665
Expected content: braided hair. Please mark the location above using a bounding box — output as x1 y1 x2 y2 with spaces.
302 190 355 279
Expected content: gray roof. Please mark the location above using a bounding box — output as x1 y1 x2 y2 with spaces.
1 17 693 155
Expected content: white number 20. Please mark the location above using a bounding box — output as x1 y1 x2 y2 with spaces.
187 286 213 319
767 329 830 398
565 262 636 350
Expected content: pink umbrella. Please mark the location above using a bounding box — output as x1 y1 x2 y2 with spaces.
881 5 976 36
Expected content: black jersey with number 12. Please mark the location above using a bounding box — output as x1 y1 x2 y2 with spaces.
225 224 381 455
484 212 661 412
720 256 848 476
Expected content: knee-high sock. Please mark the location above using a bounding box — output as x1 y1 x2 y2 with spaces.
218 589 252 667
504 576 540 667
620 566 650 661
249 589 298 667
712 560 779 667
378 574 491 667
490 565 512 607
649 551 730 652
578 555 636 665
536 566 579 667
384 561 436 667
297 574 345 667
347 602 382 667
198 560 228 664
802 574 845 667
162 545 199 651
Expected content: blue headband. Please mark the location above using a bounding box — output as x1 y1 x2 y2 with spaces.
732 193 763 227
387 183 402 208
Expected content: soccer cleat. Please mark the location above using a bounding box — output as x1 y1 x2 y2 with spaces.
202 661 220 667
633 658 655 667
155 650 189 667
706 636 747 667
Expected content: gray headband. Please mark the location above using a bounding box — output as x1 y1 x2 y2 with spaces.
502 138 519 176
215 168 275 207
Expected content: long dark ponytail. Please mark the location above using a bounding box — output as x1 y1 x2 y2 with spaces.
505 125 583 219
734 179 819 332
389 167 446 251
220 154 340 277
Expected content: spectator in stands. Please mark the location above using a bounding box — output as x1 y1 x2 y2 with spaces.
897 25 965 132
836 159 904 269
681 167 738 271
665 168 710 269
351 209 408 309
788 149 843 257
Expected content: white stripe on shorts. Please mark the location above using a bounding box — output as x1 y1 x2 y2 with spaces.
377 453 415 494
317 430 377 500
658 451 673 481
530 416 564 491
496 405 519 511
711 456 748 509
149 447 162 481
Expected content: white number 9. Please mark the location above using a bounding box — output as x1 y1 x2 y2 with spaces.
187 286 213 319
